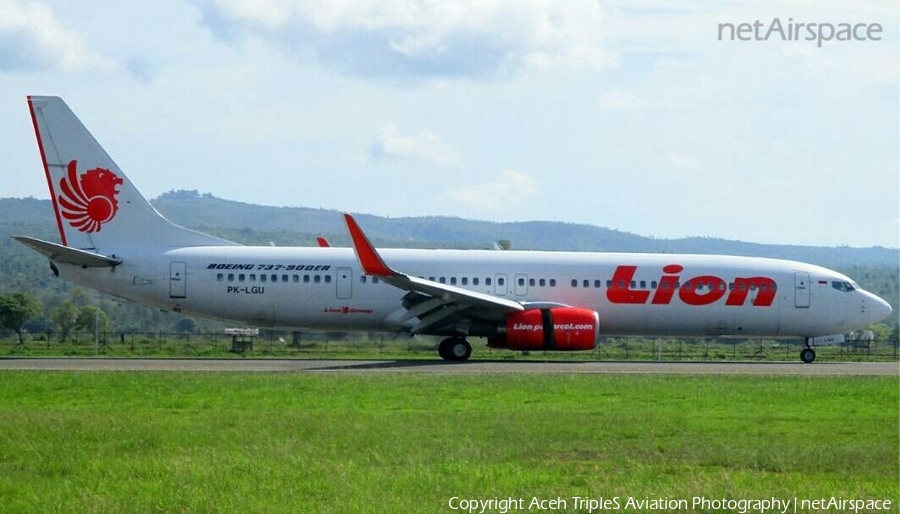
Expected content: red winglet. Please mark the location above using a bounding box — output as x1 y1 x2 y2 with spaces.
343 214 395 277
316 237 330 248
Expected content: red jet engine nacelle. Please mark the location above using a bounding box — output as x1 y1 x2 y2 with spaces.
490 307 600 351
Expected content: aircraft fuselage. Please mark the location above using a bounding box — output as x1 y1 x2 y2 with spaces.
61 245 880 340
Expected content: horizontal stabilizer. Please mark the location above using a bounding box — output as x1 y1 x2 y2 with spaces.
12 236 122 267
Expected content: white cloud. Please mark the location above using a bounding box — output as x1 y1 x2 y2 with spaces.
197 0 617 80
0 0 113 72
598 88 657 111
447 170 539 211
665 151 700 170
369 123 456 164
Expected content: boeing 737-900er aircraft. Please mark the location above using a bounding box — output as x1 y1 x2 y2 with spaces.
15 96 892 363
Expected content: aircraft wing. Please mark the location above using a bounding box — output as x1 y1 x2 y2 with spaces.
12 236 122 267
343 214 523 333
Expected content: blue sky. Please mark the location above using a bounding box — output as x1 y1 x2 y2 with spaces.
1 0 897 247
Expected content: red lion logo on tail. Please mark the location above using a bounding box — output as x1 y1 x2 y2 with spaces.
57 160 123 233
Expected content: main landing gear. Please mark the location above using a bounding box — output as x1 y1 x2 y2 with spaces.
438 337 472 362
800 341 816 364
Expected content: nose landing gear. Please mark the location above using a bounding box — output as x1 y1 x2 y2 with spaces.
800 341 816 364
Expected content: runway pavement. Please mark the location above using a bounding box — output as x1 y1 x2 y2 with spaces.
0 358 896 375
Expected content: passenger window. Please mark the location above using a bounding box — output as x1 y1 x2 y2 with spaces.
630 281 636 288
583 280 589 288
498 277 505 286
450 277 457 285
529 278 536 287
360 276 367 283
549 279 556 287
282 274 288 282
594 280 601 288
651 280 658 289
486 278 492 286
373 277 379 284
324 275 332 283
260 274 267 283
539 279 545 287
462 277 468 286
250 274 256 282
303 275 310 283
571 279 578 288
293 275 299 283
518 278 526 286
439 277 446 284
314 275 321 283
240 274 246 283
217 274 224 282
271 274 277 282
473 278 480 286
640 280 646 289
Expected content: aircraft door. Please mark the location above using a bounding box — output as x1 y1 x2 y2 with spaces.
336 267 352 300
170 261 186 299
494 274 508 296
794 272 810 308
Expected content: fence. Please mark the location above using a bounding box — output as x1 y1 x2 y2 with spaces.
2 331 898 362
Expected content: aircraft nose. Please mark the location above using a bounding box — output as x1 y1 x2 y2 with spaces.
869 295 892 325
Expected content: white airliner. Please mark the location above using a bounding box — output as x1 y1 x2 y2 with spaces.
15 96 892 363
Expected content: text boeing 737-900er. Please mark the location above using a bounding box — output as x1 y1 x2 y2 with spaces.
14 97 892 363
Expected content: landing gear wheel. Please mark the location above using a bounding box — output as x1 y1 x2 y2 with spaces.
438 338 452 360
438 337 471 362
449 339 472 362
800 347 816 364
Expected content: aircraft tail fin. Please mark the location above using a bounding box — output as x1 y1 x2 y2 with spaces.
27 96 237 250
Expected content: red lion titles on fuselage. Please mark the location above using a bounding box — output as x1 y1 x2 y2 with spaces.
606 265 777 307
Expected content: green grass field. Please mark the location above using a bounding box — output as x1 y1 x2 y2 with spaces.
0 372 896 513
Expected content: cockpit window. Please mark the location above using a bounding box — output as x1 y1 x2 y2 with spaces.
832 281 855 292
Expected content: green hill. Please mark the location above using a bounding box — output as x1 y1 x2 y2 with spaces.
151 191 899 267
